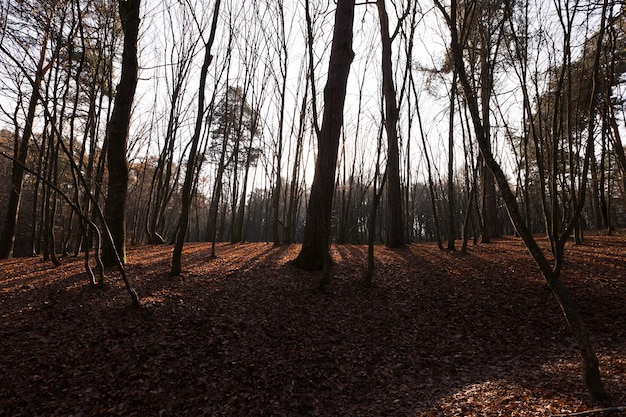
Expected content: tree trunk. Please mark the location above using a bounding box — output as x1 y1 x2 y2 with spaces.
0 29 51 259
606 104 626 209
171 0 221 276
413 79 443 249
102 0 141 266
479 46 498 243
285 83 307 244
233 123 257 243
294 0 356 271
272 4 288 246
433 0 608 403
207 120 229 255
377 0 404 248
365 127 387 287
447 72 457 250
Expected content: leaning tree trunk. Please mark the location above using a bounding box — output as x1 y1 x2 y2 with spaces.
102 0 141 267
433 0 609 404
0 29 51 259
171 0 221 276
294 0 356 271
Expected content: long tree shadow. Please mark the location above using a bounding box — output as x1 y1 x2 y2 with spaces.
1 240 624 416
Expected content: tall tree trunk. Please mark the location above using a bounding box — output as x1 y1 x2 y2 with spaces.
294 0 356 271
412 76 443 249
479 36 498 243
365 126 386 287
285 81 308 244
147 73 186 244
607 104 626 209
377 0 404 248
102 0 141 266
447 72 457 250
171 0 221 275
434 0 609 404
0 27 51 259
272 3 288 246
233 123 256 243
206 88 231 256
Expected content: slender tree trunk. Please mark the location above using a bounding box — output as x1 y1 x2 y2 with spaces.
206 93 230 256
233 124 256 243
479 46 497 242
434 0 609 403
607 104 626 208
272 4 288 246
171 0 221 276
590 153 603 229
447 72 457 250
412 77 443 249
0 28 51 258
377 0 404 248
102 0 141 266
285 81 307 244
365 126 386 287
294 0 356 271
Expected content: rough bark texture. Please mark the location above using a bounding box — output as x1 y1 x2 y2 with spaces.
478 15 498 243
294 0 356 271
102 0 141 267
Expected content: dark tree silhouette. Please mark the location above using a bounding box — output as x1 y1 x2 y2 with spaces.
102 0 141 266
376 0 404 248
434 0 610 404
294 0 356 271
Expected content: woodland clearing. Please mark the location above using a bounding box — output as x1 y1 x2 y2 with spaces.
1 235 625 416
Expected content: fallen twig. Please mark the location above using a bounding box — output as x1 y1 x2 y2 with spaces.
551 406 626 417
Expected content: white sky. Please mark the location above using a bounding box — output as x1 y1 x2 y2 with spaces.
0 0 617 195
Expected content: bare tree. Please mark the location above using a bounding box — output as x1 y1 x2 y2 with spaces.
446 71 458 250
376 0 404 248
364 121 386 287
294 0 356 273
171 0 221 275
101 0 141 266
146 1 198 245
0 1 57 259
433 0 610 403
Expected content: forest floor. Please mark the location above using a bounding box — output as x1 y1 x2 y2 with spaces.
1 235 626 416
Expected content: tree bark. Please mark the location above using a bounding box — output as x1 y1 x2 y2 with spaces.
377 0 404 248
102 0 141 266
294 0 355 271
478 13 498 243
0 26 51 259
271 2 288 246
171 0 221 275
433 0 609 404
447 72 457 250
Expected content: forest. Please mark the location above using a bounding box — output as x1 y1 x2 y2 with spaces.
1 0 626 414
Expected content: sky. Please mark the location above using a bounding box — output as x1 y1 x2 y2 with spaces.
0 0 616 196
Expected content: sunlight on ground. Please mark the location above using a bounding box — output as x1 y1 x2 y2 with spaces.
140 288 184 307
431 380 587 416
0 258 84 293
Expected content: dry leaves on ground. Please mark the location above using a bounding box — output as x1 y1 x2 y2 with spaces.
1 235 625 416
